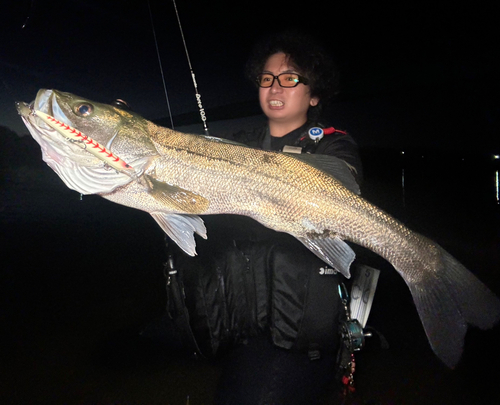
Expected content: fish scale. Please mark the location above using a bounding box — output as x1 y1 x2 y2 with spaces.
17 88 500 369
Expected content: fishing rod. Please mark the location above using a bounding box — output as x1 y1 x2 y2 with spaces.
171 0 210 135
148 0 210 135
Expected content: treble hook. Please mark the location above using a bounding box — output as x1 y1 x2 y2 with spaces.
69 139 86 150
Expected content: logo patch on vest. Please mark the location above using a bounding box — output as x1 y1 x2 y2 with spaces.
319 266 338 275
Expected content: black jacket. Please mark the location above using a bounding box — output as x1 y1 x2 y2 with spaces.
172 120 363 358
231 120 363 184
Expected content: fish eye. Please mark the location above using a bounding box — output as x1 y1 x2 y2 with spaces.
75 103 93 117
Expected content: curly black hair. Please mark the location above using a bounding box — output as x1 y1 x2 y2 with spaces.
245 31 339 118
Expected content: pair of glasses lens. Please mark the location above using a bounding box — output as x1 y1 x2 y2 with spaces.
256 73 309 88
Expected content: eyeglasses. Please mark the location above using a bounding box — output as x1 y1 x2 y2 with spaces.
256 72 309 88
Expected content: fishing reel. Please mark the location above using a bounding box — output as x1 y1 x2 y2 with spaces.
336 282 374 393
338 283 372 352
340 318 371 352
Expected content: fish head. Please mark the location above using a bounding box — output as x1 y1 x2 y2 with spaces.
16 89 157 195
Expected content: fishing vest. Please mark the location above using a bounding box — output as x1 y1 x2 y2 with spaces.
166 122 360 359
233 121 363 185
168 219 343 359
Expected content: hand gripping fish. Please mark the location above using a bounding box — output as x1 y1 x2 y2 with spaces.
16 89 500 368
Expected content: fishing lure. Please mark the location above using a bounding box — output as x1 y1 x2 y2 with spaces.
33 110 136 175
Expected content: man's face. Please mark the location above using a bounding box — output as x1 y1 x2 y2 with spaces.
259 52 318 125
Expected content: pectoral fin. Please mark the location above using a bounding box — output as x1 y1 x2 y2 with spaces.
145 174 209 214
298 235 355 278
151 213 207 256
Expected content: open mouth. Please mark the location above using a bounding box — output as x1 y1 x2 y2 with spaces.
35 109 135 173
16 89 139 195
269 100 284 107
17 90 135 175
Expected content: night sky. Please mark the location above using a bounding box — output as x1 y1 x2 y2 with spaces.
1 0 498 152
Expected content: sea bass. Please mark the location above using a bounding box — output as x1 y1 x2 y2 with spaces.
16 89 500 368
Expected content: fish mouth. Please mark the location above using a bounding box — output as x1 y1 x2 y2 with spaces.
17 89 71 127
17 89 138 195
17 89 77 169
17 89 76 142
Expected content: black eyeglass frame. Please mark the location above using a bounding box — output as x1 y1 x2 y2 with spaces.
255 72 310 88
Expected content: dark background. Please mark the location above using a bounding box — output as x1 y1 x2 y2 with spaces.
2 125 500 404
1 0 498 153
1 1 500 404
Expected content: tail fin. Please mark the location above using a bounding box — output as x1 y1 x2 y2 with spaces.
401 245 500 368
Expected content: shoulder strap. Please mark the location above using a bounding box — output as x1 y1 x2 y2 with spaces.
164 249 206 359
262 126 272 150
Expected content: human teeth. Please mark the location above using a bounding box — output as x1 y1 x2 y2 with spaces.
270 100 284 106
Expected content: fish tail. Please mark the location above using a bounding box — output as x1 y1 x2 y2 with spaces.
400 244 500 368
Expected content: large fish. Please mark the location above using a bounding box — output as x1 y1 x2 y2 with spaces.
16 89 500 368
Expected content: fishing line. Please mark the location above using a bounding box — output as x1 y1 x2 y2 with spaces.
21 0 37 29
172 0 210 135
148 0 175 130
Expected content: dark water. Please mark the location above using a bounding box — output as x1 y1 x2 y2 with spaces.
1 146 499 404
